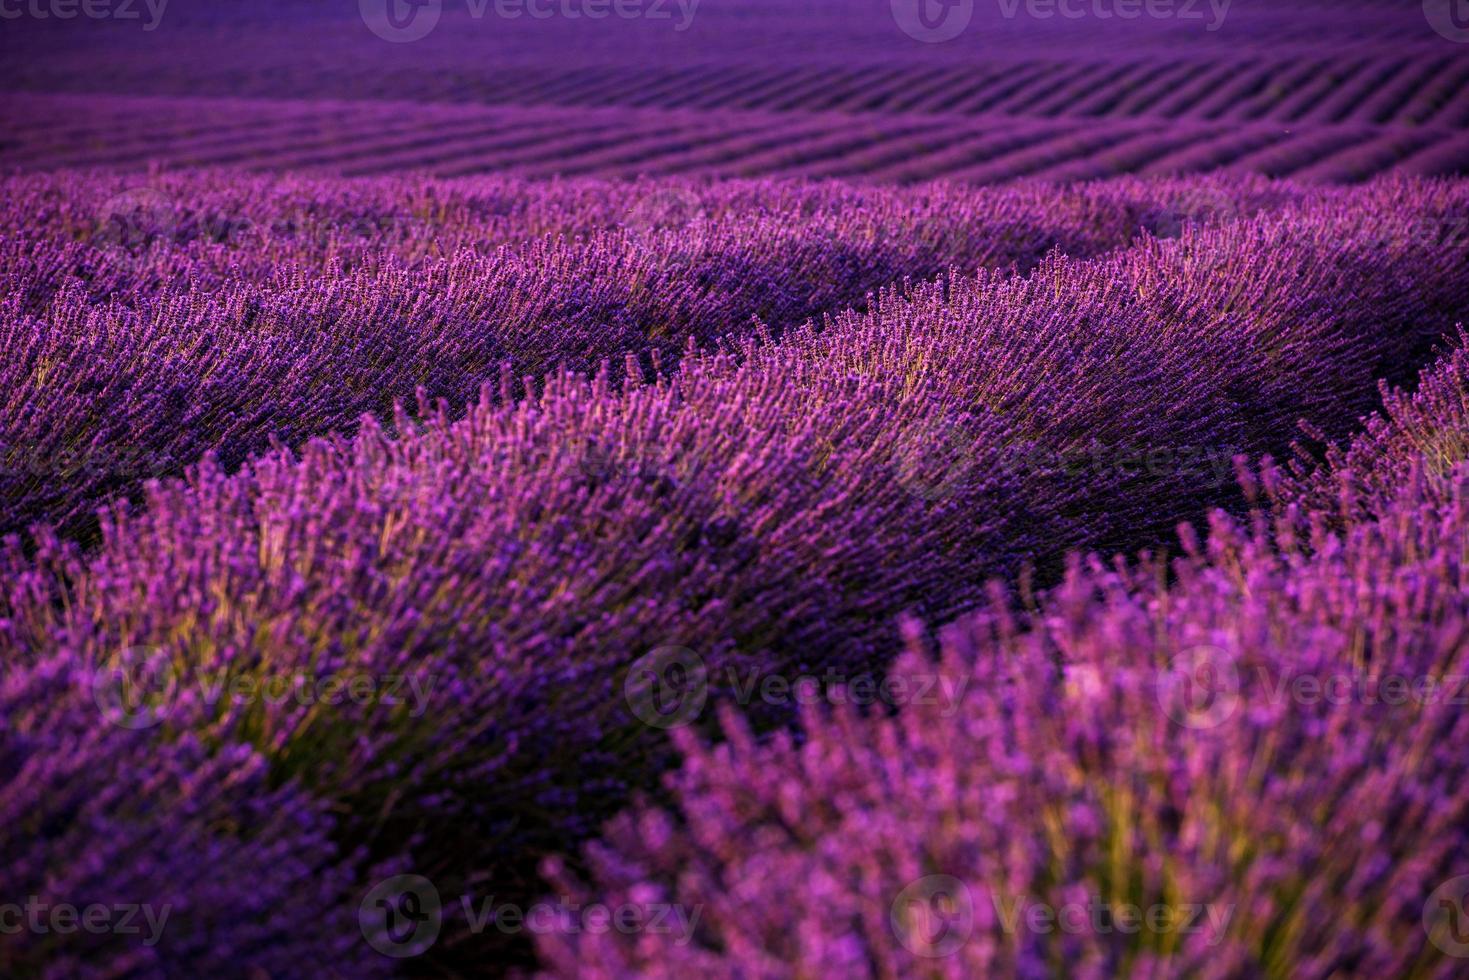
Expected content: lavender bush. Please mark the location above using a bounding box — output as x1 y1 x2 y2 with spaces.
0 171 1306 540
538 345 1469 979
3 178 1467 969
0 649 385 977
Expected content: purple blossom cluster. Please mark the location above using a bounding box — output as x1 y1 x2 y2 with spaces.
0 649 389 977
0 171 1302 540
3 174 1468 971
536 343 1469 979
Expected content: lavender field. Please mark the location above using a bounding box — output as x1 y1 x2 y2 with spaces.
4 1 1469 977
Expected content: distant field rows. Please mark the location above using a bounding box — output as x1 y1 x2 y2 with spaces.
6 94 1469 182
9 53 1469 128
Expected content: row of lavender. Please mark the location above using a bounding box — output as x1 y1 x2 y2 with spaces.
2 178 1468 973
536 340 1469 979
1 171 1302 540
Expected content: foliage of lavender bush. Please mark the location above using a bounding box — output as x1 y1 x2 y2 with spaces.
538 345 1469 979
4 178 1467 969
0 649 385 977
0 171 1305 540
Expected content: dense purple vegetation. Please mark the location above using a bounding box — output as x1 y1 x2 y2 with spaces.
3 173 1468 972
536 343 1469 979
0 171 1301 540
0 652 386 976
3 4 1468 971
